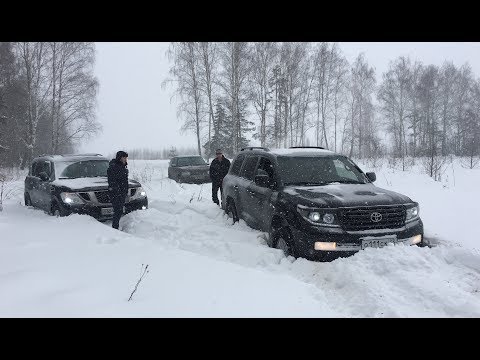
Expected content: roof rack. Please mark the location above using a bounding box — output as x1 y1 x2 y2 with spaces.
289 146 326 150
61 153 104 157
240 147 270 152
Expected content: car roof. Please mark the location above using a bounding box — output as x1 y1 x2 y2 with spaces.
236 147 336 158
172 155 204 158
34 154 108 162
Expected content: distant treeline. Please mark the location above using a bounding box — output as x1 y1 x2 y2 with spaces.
112 146 199 160
164 42 480 173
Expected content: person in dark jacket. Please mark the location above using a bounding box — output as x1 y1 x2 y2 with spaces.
209 149 231 206
107 151 129 229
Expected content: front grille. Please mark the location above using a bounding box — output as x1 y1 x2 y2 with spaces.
95 191 111 204
340 206 406 231
79 192 90 201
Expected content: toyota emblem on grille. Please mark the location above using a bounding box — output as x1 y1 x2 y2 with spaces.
370 212 383 222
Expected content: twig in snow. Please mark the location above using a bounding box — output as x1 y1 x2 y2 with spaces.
128 264 150 301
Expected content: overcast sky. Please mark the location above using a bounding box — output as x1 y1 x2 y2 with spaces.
81 42 480 155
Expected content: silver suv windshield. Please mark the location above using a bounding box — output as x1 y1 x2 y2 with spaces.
56 160 109 179
277 155 367 186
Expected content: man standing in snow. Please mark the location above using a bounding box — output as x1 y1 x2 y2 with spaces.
107 151 129 229
209 149 231 206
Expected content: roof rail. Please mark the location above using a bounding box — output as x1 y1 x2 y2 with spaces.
240 147 270 152
289 146 326 150
61 153 104 157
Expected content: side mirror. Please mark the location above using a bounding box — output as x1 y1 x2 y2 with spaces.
254 174 271 188
38 172 49 181
366 172 376 182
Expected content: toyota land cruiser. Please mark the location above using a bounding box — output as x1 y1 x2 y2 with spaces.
222 147 423 261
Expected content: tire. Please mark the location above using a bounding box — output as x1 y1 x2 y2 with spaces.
24 193 32 207
51 202 67 217
226 199 239 224
272 227 296 258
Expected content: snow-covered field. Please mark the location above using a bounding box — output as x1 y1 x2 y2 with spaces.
1 158 479 317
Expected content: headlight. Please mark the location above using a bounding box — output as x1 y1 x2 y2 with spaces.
297 205 339 227
406 204 419 222
131 187 147 200
60 192 84 205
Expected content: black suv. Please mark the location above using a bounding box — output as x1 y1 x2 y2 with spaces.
222 147 424 261
168 155 211 184
24 154 148 220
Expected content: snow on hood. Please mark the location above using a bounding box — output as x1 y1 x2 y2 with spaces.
283 183 412 207
51 176 140 191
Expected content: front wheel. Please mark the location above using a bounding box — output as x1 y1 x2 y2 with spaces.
51 202 68 217
225 200 239 224
272 227 296 258
24 193 32 206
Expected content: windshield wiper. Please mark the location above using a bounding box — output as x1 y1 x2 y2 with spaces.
284 181 327 186
328 180 365 184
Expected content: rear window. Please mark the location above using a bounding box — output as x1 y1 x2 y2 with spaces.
176 157 207 166
230 154 246 176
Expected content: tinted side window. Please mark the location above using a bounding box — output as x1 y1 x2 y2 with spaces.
256 157 275 178
230 154 246 176
240 156 259 181
31 162 38 176
32 161 51 179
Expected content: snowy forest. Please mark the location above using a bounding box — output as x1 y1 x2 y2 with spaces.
1 42 480 175
0 42 100 168
164 42 480 174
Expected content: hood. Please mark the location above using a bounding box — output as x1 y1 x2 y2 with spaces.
51 176 141 191
282 183 413 208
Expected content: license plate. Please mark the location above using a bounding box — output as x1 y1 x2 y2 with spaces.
361 237 397 250
101 207 113 215
194 175 204 179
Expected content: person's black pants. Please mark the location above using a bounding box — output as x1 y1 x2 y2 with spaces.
212 181 223 205
111 195 125 229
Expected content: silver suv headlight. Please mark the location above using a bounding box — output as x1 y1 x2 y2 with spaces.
406 204 420 222
130 187 147 200
60 192 84 205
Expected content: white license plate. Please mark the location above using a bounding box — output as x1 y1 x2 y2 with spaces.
101 207 114 215
361 237 397 250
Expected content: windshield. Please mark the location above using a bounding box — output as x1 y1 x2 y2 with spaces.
277 156 367 185
56 160 109 179
176 157 207 166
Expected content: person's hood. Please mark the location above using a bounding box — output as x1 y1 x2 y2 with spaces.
110 159 127 167
281 183 413 208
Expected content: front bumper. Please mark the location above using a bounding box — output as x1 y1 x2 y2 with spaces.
60 197 148 220
290 219 424 261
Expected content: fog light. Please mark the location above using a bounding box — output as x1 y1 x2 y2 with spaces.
410 235 422 245
142 206 147 210
314 242 337 251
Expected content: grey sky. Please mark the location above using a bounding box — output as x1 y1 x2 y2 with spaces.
81 42 480 155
